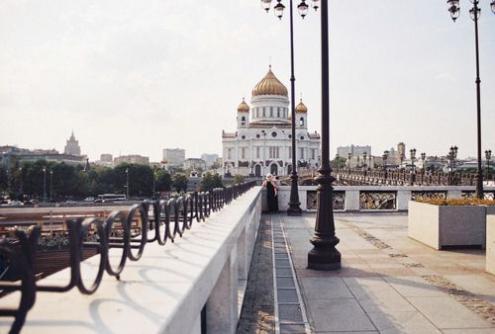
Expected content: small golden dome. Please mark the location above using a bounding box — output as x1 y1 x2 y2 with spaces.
237 98 250 112
295 99 308 113
252 66 288 97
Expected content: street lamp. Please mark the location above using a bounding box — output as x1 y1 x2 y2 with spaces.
125 168 130 199
42 167 47 202
447 0 494 198
261 0 318 216
486 149 492 180
307 0 341 270
18 167 23 200
363 152 368 170
383 150 389 183
49 170 53 201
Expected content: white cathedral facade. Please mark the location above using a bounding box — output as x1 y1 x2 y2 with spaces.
222 66 321 177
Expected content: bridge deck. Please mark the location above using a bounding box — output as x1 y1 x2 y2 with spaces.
239 213 495 333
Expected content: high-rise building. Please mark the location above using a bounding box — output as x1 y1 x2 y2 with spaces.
162 148 186 167
222 65 321 177
201 153 219 168
336 145 371 158
64 131 81 156
100 154 113 163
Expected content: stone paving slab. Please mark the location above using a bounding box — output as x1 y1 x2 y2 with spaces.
276 213 495 334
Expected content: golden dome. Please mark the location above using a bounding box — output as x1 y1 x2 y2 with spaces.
252 66 288 97
295 99 308 113
237 98 250 112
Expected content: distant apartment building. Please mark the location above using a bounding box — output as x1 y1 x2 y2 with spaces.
114 154 150 165
337 145 371 158
162 148 186 167
183 158 207 171
201 153 219 168
95 153 113 167
64 132 82 156
0 146 86 167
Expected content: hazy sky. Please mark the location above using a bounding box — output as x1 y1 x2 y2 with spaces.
1 0 494 161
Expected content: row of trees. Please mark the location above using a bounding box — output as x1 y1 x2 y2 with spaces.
0 160 225 201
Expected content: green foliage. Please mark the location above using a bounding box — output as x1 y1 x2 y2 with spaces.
331 155 347 169
155 170 172 192
1 160 156 200
201 172 223 191
172 173 188 193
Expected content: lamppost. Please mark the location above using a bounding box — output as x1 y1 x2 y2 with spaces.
18 167 23 200
363 152 368 171
42 167 47 202
305 0 341 270
486 149 492 181
421 152 426 184
261 0 317 216
447 0 495 198
383 150 389 183
410 148 417 185
125 168 130 199
49 170 53 201
447 146 458 185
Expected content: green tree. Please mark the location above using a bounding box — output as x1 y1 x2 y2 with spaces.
331 155 347 169
155 170 172 192
114 163 154 198
201 172 223 191
172 173 188 193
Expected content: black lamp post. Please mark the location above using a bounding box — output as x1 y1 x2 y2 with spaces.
486 149 492 180
447 0 495 198
42 167 47 202
307 0 341 270
363 152 368 170
125 168 130 199
383 151 389 183
261 0 317 216
49 170 53 202
410 148 417 185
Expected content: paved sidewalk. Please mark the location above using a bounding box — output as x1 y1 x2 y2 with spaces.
277 213 495 334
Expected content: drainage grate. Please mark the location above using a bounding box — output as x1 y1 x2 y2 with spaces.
271 218 311 334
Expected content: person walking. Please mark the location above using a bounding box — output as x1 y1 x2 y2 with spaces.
263 173 279 212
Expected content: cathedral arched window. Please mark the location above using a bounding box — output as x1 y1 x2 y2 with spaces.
299 117 304 126
270 107 273 117
241 116 246 122
262 107 266 117
277 108 280 118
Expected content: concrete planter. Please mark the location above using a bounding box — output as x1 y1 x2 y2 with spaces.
408 201 488 250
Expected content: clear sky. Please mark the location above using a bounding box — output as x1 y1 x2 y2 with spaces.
0 0 494 161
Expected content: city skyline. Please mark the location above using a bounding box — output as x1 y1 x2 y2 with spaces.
0 0 494 161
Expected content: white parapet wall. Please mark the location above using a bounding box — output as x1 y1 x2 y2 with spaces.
0 187 263 334
263 185 495 212
488 215 495 275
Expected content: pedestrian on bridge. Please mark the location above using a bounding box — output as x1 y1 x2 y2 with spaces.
263 173 279 213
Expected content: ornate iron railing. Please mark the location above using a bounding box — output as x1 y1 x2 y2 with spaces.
0 181 256 334
334 168 494 187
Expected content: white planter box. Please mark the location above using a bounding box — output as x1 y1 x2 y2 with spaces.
408 201 487 250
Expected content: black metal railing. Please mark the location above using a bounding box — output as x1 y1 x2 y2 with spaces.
333 168 494 187
0 181 256 334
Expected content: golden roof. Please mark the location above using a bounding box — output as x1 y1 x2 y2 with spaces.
295 99 308 113
252 66 288 97
237 98 250 112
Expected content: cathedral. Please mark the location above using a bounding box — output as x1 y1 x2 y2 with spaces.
222 66 321 177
